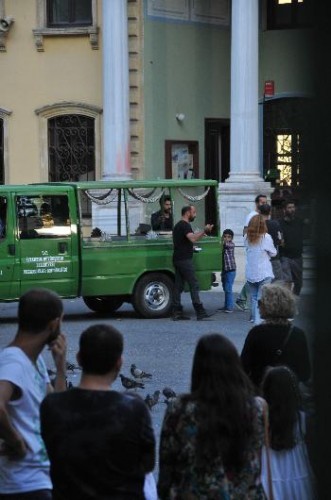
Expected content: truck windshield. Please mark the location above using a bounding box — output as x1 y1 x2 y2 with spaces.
16 195 70 239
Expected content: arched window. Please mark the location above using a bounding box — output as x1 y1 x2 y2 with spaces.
48 114 95 182
35 101 102 183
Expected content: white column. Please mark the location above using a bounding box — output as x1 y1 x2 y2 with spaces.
102 0 131 180
229 0 261 181
218 0 273 288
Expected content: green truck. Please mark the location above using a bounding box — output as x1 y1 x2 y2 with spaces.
0 179 221 318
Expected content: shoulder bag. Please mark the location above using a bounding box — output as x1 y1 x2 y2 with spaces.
273 324 293 365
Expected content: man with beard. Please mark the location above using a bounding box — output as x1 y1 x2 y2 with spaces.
0 288 67 499
172 205 213 321
279 200 305 296
151 195 173 231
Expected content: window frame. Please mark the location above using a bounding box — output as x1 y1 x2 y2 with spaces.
33 0 99 51
35 102 102 185
47 0 93 28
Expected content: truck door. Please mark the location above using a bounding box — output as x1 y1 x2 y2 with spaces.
16 192 79 297
0 194 20 299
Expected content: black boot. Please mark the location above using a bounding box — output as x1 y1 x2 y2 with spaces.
194 303 210 321
172 306 191 321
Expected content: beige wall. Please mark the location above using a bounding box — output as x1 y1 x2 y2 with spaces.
1 0 102 183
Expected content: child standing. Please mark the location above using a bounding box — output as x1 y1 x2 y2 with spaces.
220 229 236 313
261 365 316 499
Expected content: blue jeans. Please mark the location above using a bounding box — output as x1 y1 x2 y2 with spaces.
247 277 273 325
236 281 250 309
221 270 236 310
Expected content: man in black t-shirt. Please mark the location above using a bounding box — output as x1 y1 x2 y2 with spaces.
279 200 305 296
40 324 155 500
172 205 213 321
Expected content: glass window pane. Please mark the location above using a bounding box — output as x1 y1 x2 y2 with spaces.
17 195 70 239
48 0 70 25
75 0 92 24
48 0 92 26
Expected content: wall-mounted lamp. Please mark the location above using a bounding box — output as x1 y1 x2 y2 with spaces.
176 113 185 122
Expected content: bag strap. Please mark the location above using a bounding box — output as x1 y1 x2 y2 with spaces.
273 324 293 362
263 402 274 500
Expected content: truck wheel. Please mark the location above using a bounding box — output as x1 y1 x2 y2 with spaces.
83 296 123 314
133 273 174 318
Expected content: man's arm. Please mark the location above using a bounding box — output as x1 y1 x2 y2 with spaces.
0 380 28 459
48 333 67 393
186 224 213 243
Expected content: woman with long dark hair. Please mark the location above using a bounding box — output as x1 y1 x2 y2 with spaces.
245 214 277 324
261 366 316 499
157 333 267 499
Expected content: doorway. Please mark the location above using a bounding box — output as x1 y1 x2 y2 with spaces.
205 118 230 224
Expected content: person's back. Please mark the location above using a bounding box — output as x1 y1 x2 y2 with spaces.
41 389 153 499
40 324 155 500
157 334 266 499
261 366 316 500
158 394 265 498
241 283 311 389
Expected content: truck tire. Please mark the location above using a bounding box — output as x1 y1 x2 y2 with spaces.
133 273 174 318
83 296 123 314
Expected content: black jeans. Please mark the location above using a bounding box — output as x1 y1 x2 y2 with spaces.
0 491 52 500
280 256 303 295
173 259 201 309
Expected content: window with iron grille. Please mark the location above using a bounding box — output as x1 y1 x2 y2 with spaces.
267 0 312 30
263 97 312 195
48 114 95 215
47 0 92 27
0 119 4 185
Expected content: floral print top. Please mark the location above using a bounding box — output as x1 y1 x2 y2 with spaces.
157 396 266 500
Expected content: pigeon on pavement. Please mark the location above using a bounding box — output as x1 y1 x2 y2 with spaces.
119 374 145 390
130 364 152 379
162 387 177 399
145 390 160 410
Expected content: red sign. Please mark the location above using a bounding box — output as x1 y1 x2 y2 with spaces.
264 80 275 97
